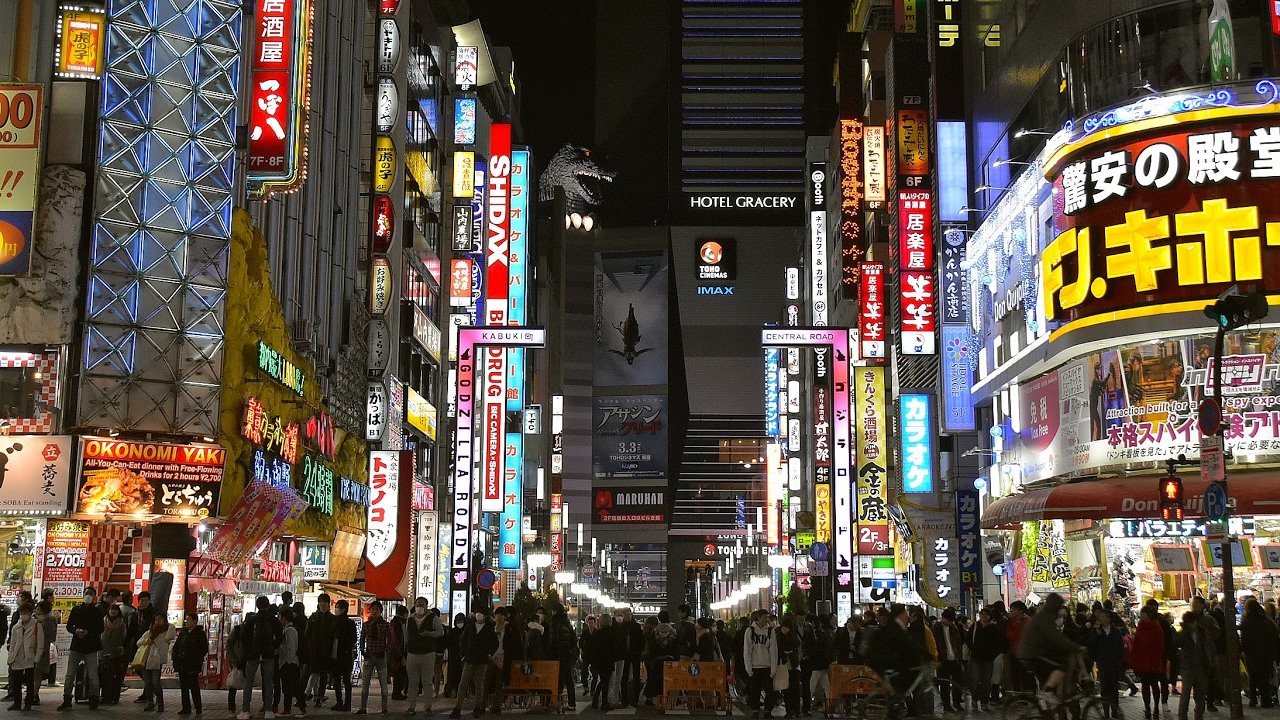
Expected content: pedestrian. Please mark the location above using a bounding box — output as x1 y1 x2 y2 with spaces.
59 586 105 711
777 616 802 719
807 614 836 714
172 614 209 716
577 615 597 695
965 608 1003 711
1239 598 1279 708
550 607 579 710
276 608 305 718
227 614 250 713
742 610 781 719
100 603 129 706
1177 611 1212 720
645 611 678 702
404 597 445 716
523 609 548 661
302 594 334 706
7 601 42 710
128 591 159 705
448 610 497 719
589 614 617 711
1131 605 1167 719
237 596 283 720
486 606 521 713
331 600 357 712
443 614 466 698
676 604 697 660
933 608 965 713
615 609 644 707
33 600 58 702
357 601 392 715
137 615 176 712
389 606 408 701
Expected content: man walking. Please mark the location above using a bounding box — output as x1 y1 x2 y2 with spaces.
237 596 283 720
357 601 392 715
58 587 105 711
332 600 358 712
449 611 498 719
404 598 445 716
303 594 336 706
742 610 780 719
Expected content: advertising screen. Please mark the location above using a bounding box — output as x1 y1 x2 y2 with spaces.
594 251 669 386
592 395 668 479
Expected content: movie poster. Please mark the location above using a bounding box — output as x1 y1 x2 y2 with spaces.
593 251 668 387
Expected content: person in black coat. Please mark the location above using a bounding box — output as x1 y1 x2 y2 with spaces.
303 593 336 706
485 607 523 713
589 615 621 710
331 600 358 711
173 613 210 715
965 607 1004 710
444 613 467 697
449 612 499 719
834 616 863 665
60 587 106 710
1240 599 1280 708
866 606 922 694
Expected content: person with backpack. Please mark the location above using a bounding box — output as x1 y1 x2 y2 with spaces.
173 613 209 716
332 600 357 712
404 597 445 716
644 611 679 703
357 601 392 715
676 605 697 660
742 610 782 719
237 596 283 720
227 614 250 713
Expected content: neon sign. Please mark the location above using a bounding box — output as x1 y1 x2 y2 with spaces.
247 0 312 194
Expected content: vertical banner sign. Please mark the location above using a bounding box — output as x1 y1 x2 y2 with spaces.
416 512 437 605
765 348 780 437
55 8 107 79
498 433 523 569
807 163 828 326
899 190 936 355
366 451 413 599
766 443 782 546
858 261 886 359
247 0 311 192
839 119 865 289
454 46 478 88
855 367 890 554
940 227 972 429
481 125 513 513
956 488 981 604
0 85 42 276
454 97 477 145
899 393 936 492
450 329 547 613
761 329 851 598
864 125 886 206
550 493 563 572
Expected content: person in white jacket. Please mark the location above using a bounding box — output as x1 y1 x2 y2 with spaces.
742 611 780 719
8 601 43 710
138 617 176 713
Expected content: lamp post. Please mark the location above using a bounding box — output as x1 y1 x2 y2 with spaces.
1202 287 1269 720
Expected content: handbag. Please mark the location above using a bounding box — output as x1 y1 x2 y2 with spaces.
772 666 790 691
227 667 245 690
131 642 152 673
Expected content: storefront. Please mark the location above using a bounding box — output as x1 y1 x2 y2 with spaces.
963 78 1280 608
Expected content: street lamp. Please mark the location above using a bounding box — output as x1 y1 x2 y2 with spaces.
767 553 792 570
528 551 553 569
554 570 575 585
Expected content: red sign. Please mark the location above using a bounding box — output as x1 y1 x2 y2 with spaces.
481 123 513 514
365 450 413 599
247 0 309 189
858 261 886 359
372 195 394 253
1273 0 1280 35
412 482 433 511
897 190 933 271
550 493 563 572
260 558 292 584
450 258 472 305
379 0 400 15
900 270 936 353
304 411 336 461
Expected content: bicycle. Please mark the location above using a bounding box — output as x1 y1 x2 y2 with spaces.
854 665 933 720
1003 657 1108 720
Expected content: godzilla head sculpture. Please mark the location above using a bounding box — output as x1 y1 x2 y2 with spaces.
538 144 616 212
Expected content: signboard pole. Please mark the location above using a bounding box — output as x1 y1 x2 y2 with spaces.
1210 321 1243 720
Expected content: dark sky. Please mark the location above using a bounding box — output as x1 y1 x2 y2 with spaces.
470 1 598 164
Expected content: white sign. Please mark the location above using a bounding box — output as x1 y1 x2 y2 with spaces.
366 381 387 442
786 267 800 300
378 19 400 74
524 406 541 434
810 211 828 326
301 542 330 581
416 511 437 604
454 45 478 88
1200 435 1225 482
411 304 442 362
367 451 400 566
864 125 886 204
0 436 72 514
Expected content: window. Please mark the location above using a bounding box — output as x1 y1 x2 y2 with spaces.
0 366 38 418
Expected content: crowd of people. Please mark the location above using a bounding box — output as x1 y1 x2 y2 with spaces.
7 588 1280 720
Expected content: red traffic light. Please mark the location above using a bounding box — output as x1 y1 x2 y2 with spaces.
1161 505 1185 522
1159 476 1183 505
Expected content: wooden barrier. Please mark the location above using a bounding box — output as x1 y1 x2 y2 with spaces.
657 660 731 714
826 664 886 714
504 660 562 713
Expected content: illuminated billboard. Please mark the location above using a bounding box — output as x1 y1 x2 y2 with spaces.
246 0 313 194
480 124 512 513
0 85 42 276
1043 109 1280 341
855 366 889 554
55 7 106 79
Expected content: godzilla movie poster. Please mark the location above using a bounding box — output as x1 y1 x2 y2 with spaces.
594 251 668 387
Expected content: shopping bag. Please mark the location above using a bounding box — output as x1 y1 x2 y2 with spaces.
773 667 790 691
227 668 245 690
131 643 151 673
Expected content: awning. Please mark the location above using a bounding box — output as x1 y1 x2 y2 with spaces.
328 529 365 583
981 471 1280 529
84 523 132 590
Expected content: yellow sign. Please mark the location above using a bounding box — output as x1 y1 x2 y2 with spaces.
406 386 437 440
373 136 396 193
452 151 475 198
814 483 831 543
57 9 106 79
854 366 890 555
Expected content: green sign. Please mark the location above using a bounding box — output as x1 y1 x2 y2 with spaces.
258 340 305 396
300 454 334 515
1208 0 1235 83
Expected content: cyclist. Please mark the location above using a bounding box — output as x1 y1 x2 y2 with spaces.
1017 594 1086 706
865 605 926 701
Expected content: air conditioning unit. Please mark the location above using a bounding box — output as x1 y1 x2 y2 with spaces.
292 320 318 357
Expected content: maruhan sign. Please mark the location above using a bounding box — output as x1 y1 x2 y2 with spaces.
689 194 799 209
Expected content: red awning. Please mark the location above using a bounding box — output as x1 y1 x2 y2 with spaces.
981 471 1280 529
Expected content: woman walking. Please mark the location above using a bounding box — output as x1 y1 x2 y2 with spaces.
7 601 42 711
101 603 129 705
589 614 618 711
138 615 176 712
1088 610 1127 718
1130 606 1167 718
1240 599 1279 708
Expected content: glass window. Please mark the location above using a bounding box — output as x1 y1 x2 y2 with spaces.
0 366 38 418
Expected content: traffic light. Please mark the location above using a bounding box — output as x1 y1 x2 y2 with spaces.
1159 475 1184 522
1204 289 1269 331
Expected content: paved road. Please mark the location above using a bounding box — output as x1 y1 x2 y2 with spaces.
20 685 1280 720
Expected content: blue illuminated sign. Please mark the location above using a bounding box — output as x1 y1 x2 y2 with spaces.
940 326 974 431
765 348 780 437
937 121 969 222
498 150 531 569
454 97 476 146
899 393 935 493
498 432 523 569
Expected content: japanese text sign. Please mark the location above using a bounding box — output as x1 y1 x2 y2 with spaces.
0 435 72 514
855 367 890 554
77 438 225 518
859 261 886 359
0 85 43 275
899 393 935 492
247 0 311 191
